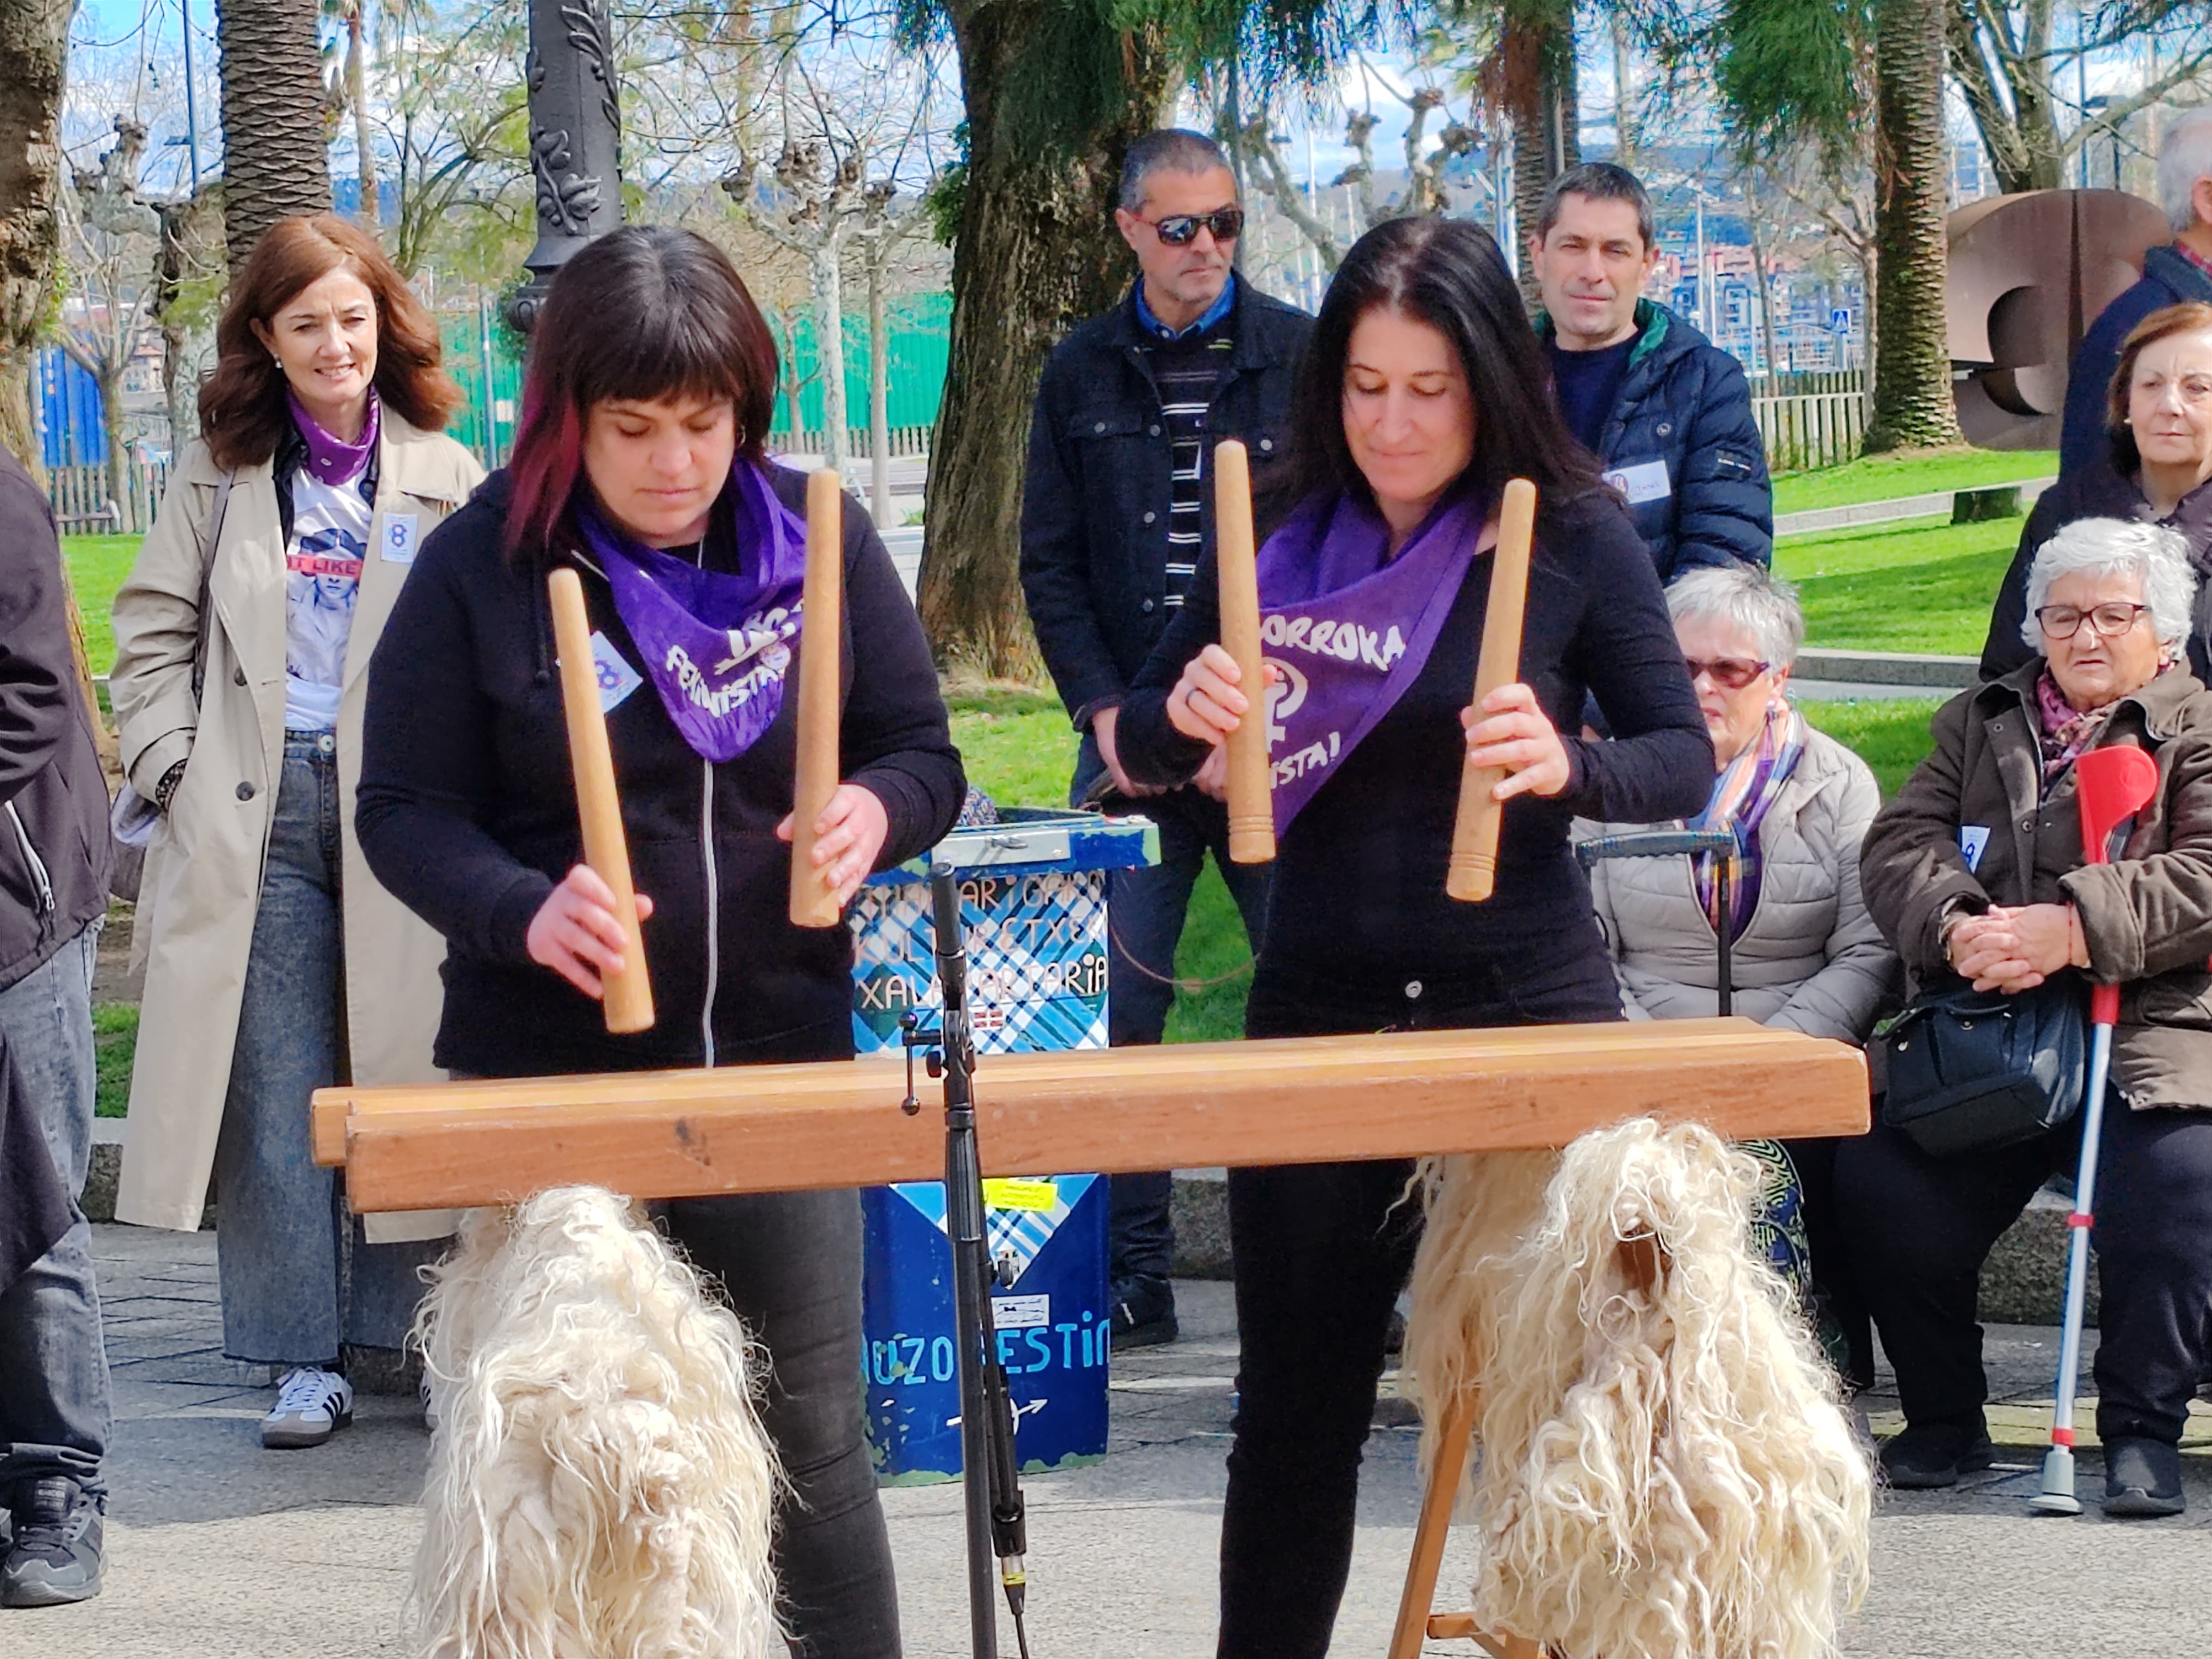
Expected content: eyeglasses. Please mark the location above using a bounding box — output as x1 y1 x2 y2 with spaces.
1683 656 1771 690
1142 208 1244 247
2035 603 2150 640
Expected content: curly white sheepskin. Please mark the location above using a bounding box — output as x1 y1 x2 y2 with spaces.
409 1186 781 1659
1405 1120 1872 1659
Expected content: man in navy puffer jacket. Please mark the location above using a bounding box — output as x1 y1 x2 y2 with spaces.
1531 163 1773 580
2058 107 2212 477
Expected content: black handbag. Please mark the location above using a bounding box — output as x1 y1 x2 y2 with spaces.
1880 975 2088 1157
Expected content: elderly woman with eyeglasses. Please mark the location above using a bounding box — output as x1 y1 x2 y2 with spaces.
1846 517 2212 1517
1578 563 1897 1381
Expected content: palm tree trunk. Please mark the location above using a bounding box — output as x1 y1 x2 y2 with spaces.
918 2 1168 675
346 2 379 230
217 0 334 273
0 0 76 465
1870 0 1961 449
1507 21 1578 308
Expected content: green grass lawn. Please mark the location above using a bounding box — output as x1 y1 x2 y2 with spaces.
63 534 142 675
93 1001 138 1118
1777 515 2018 656
1771 447 2056 515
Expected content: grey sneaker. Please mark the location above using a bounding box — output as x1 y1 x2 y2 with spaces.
3 1477 104 1607
261 1367 354 1449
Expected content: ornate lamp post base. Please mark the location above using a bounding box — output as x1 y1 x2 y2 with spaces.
506 0 624 335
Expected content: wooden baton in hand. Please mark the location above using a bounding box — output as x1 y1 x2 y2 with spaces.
1446 477 1538 904
1215 439 1275 864
789 468 845 928
547 566 655 1032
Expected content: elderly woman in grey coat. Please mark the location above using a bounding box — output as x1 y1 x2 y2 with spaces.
1847 518 2212 1516
1581 564 1898 1380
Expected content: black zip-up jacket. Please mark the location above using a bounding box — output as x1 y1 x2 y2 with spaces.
1537 299 1772 580
1021 279 1313 730
355 464 966 1078
1115 485 1714 987
1978 453 2212 685
0 445 113 992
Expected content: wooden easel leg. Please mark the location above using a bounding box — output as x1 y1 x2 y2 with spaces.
1388 1395 1474 1659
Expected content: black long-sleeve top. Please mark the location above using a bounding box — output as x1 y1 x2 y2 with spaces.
356 464 966 1078
1117 485 1713 988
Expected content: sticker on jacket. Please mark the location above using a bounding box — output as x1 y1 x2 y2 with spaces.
590 631 643 713
1603 458 1671 505
380 513 420 563
1959 825 1990 871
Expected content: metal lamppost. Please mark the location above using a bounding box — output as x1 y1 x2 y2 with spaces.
506 0 625 334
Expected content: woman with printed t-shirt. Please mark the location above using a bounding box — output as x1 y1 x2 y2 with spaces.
354 226 964 1656
1114 215 1715 1659
109 214 482 1452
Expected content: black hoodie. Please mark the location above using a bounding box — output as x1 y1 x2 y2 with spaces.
0 445 114 992
355 463 964 1078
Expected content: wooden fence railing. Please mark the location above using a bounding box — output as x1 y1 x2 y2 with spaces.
46 460 170 536
1753 391 1869 474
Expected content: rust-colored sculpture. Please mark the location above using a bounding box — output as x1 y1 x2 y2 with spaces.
1948 188 2170 450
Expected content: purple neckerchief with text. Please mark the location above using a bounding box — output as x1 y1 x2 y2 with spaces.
286 388 379 487
578 460 812 763
1255 487 1485 832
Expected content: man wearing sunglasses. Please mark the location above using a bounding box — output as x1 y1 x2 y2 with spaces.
1022 128 1312 1349
1531 162 1773 583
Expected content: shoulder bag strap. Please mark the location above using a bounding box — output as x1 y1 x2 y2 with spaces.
188 468 238 706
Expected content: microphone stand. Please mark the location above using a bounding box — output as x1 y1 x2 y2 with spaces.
901 864 1033 1659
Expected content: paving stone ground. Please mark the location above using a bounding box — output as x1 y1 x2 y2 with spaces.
10 1223 2208 1657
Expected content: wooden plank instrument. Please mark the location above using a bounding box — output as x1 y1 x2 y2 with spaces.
1214 438 1274 864
1446 478 1538 904
789 468 845 928
311 1019 1866 1214
547 567 655 1033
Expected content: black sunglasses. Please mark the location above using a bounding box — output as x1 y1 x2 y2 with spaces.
1142 208 1244 247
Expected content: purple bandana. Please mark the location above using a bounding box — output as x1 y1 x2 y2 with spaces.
1255 488 1486 831
579 461 812 763
286 388 379 486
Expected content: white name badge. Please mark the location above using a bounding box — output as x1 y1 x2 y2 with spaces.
1603 458 1672 506
589 631 643 713
379 513 420 563
1959 826 1990 871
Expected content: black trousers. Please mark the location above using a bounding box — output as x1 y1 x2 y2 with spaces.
663 1189 900 1658
1217 941 1621 1659
1074 738 1271 1286
1836 1102 2212 1447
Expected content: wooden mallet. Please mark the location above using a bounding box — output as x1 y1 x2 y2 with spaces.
546 567 655 1033
1446 477 1539 904
1214 438 1275 864
788 468 846 928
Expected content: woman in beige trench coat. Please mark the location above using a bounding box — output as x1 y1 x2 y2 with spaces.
108 216 482 1449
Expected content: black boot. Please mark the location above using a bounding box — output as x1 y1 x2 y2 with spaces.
1877 1421 1996 1489
2103 1437 2185 1519
3 1478 105 1608
1109 1274 1178 1350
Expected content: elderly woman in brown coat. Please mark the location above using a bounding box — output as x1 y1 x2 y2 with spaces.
1844 516 2212 1518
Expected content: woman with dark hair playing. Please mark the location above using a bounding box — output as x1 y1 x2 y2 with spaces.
110 213 482 1449
1113 215 1714 1657
354 225 962 1655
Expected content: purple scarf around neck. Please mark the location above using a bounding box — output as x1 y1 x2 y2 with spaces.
576 460 812 763
1254 487 1486 832
286 388 379 487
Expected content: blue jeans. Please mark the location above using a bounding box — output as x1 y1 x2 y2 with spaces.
0 922 109 1501
213 733 441 1366
1072 736 1272 1285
